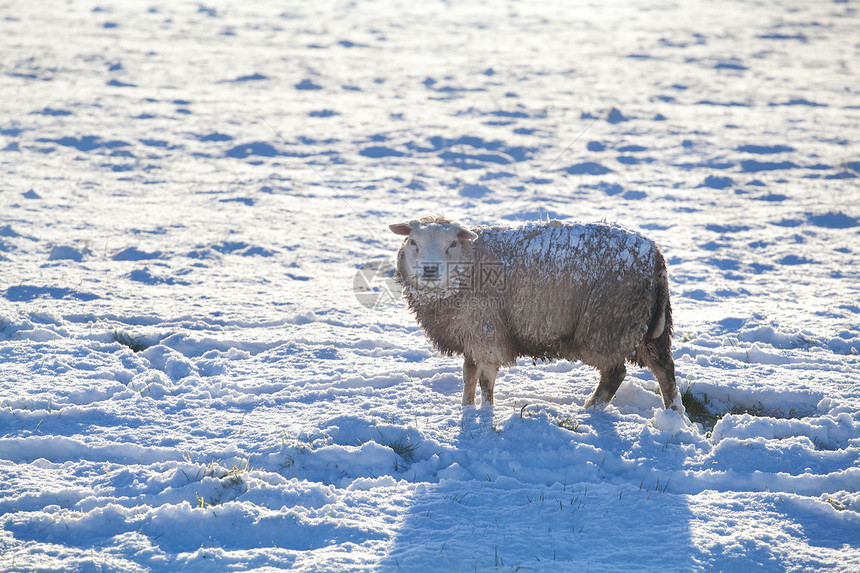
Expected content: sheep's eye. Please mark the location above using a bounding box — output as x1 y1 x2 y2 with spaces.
409 239 417 247
448 241 458 248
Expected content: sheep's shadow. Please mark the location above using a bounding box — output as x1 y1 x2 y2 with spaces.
457 404 497 436
376 404 699 572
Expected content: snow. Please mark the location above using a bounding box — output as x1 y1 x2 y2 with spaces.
1 0 859 571
483 220 656 276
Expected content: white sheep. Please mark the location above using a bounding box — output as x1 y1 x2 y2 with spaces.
390 216 680 410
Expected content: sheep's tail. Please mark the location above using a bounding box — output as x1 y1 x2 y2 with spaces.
646 248 673 344
639 246 678 409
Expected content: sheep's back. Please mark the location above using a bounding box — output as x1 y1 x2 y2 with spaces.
477 222 660 363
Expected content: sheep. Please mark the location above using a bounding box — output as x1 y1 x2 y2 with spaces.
389 215 680 411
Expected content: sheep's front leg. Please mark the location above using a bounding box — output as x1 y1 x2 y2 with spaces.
462 356 478 405
584 363 626 409
478 364 498 407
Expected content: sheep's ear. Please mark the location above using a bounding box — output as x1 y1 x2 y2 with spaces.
389 223 412 236
457 228 478 241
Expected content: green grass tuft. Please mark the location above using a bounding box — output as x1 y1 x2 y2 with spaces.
683 386 806 434
112 330 148 352
556 417 580 432
681 387 721 429
385 433 419 463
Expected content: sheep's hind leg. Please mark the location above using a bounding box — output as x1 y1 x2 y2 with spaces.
478 364 498 407
462 356 478 406
644 346 680 410
584 364 626 409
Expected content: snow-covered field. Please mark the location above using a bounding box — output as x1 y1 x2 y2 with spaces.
1 0 859 570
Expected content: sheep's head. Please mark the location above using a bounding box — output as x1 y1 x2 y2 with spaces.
390 217 477 294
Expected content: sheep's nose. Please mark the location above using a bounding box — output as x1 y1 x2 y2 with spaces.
422 264 439 277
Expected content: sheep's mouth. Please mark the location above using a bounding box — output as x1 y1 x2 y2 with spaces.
409 264 445 284
413 273 450 290
418 276 445 288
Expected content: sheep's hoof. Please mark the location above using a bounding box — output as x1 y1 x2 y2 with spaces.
667 392 685 413
584 394 611 410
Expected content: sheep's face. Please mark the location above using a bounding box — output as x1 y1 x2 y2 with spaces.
390 220 477 293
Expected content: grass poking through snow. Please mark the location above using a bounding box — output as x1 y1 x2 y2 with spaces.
682 386 806 434
112 330 148 352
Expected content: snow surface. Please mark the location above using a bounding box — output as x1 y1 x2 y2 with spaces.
1 0 859 571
